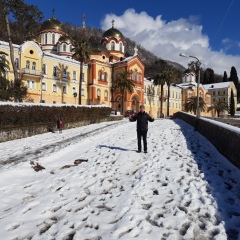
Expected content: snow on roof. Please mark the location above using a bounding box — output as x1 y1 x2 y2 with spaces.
203 81 232 90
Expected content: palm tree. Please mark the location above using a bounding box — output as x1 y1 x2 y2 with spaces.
165 67 179 117
71 38 92 105
112 70 135 115
207 99 229 117
184 96 206 114
153 73 166 118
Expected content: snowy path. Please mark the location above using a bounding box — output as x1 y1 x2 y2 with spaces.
0 119 239 240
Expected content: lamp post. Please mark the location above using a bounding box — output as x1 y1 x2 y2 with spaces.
179 53 201 119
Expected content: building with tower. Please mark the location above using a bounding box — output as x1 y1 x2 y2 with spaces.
0 13 144 113
0 13 237 118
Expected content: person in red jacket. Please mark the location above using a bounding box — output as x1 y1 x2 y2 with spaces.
129 105 154 153
57 119 63 133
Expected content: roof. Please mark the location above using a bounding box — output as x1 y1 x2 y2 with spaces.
203 82 232 90
40 17 63 31
58 35 72 44
102 27 124 39
90 42 109 54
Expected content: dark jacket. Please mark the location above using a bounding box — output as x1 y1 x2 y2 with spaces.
130 111 154 132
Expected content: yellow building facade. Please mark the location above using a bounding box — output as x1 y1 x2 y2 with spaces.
0 15 236 118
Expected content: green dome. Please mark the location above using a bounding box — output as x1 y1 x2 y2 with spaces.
26 34 39 42
91 42 109 54
40 17 63 31
58 35 72 44
102 27 124 39
184 69 195 74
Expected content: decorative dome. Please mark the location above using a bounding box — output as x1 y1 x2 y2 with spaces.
58 35 72 44
26 34 39 42
40 17 63 31
102 27 124 39
184 69 195 74
91 42 109 54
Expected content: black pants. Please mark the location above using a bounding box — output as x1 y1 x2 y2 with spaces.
137 131 147 152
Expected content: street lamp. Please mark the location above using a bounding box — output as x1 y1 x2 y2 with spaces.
179 53 201 119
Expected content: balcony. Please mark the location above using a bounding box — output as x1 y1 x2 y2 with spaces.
21 68 43 76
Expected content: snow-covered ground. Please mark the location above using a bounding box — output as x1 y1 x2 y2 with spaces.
0 118 239 240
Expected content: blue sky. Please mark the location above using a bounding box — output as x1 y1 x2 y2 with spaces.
24 0 240 75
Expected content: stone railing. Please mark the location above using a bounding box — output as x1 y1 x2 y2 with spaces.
174 111 240 169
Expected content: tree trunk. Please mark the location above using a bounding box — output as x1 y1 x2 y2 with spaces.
5 14 19 101
160 84 164 117
167 85 170 117
121 90 124 115
79 61 83 105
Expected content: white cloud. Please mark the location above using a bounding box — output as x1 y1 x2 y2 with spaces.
101 9 240 75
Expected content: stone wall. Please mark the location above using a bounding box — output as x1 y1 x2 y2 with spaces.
0 115 123 143
174 112 240 169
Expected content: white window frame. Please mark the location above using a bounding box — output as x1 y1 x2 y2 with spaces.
42 63 47 74
53 84 57 92
81 88 85 96
53 66 57 77
62 85 67 94
42 82 46 91
73 71 76 80
26 60 30 69
32 62 36 70
27 80 35 90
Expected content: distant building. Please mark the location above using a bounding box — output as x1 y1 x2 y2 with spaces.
203 82 237 116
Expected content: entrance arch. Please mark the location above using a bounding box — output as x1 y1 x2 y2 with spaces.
131 95 139 112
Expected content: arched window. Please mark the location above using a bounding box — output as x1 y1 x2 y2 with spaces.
26 60 30 69
120 42 123 52
134 71 137 81
52 34 55 44
42 64 46 74
104 72 107 81
63 44 66 52
15 58 19 69
53 66 57 77
45 33 47 44
111 41 115 50
97 89 101 98
73 71 76 80
63 68 67 78
104 91 108 99
98 71 102 80
32 62 36 70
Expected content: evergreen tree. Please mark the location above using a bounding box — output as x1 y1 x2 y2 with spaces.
203 71 210 84
229 66 239 101
223 71 228 82
229 89 235 116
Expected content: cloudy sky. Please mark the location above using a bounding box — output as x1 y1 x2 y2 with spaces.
24 0 240 75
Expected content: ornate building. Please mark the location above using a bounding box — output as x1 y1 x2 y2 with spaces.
0 15 144 113
0 14 237 118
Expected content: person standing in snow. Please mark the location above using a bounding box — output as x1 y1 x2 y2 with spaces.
57 118 63 133
129 105 154 153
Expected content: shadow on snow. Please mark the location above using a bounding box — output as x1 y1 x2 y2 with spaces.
172 118 240 240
